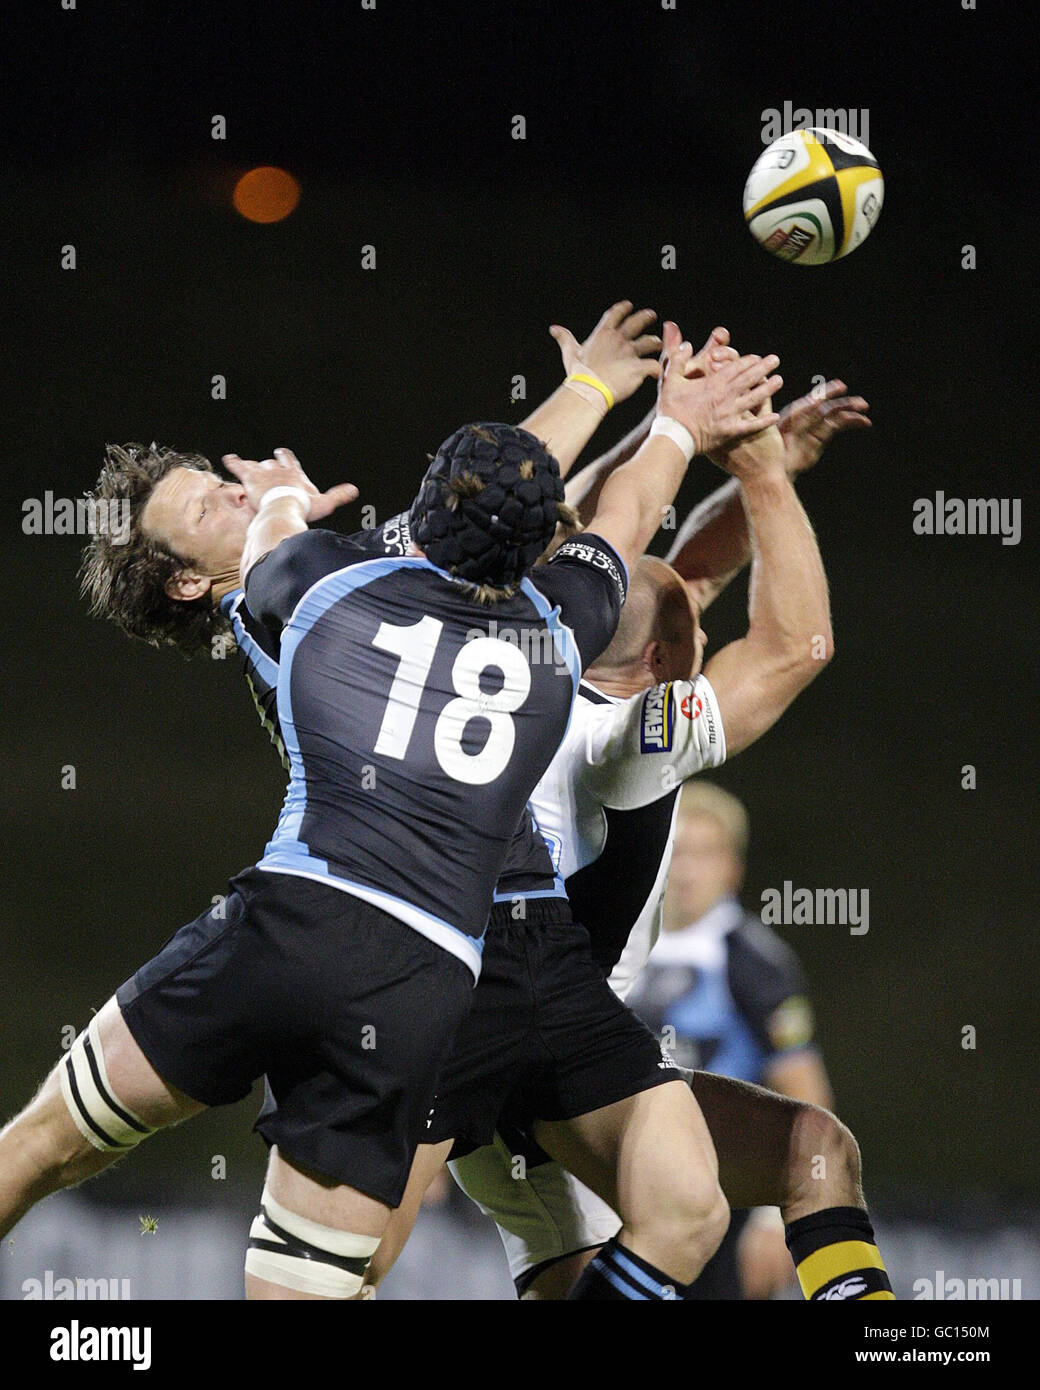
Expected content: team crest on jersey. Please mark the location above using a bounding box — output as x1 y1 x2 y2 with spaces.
680 692 702 720
640 686 675 752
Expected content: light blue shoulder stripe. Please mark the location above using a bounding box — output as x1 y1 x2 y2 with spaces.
223 588 279 686
519 576 581 695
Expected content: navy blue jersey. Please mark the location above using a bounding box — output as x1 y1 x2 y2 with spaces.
242 525 626 975
342 515 565 905
221 549 565 912
220 513 419 769
223 591 287 770
624 898 816 1082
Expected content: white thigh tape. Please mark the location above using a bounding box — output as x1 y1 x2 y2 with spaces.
245 1186 381 1299
59 1016 154 1151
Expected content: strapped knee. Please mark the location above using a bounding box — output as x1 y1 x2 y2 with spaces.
58 1015 154 1152
245 1186 380 1299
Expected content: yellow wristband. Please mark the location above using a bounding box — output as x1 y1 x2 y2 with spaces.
565 371 615 412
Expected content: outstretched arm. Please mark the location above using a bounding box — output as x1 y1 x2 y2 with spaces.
585 322 782 575
564 327 735 518
666 381 869 610
224 448 358 586
519 300 662 475
700 411 834 758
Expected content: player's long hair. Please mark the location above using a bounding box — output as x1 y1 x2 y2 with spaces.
79 444 232 657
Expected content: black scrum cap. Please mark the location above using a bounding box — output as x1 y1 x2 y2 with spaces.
408 423 564 588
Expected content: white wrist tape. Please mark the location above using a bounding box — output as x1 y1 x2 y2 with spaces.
258 485 311 514
649 415 697 463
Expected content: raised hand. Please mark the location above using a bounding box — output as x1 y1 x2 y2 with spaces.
683 325 739 380
223 448 359 521
778 380 870 474
657 321 782 458
708 397 787 480
549 300 663 405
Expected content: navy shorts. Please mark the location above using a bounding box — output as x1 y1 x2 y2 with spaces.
426 899 678 1155
116 867 474 1207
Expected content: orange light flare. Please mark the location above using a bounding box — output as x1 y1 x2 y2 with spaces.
232 166 301 223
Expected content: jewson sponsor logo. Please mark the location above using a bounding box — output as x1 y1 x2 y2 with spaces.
913 493 1021 545
761 882 869 935
22 493 130 544
640 685 675 752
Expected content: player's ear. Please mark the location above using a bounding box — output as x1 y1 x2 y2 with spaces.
643 639 669 683
164 570 213 602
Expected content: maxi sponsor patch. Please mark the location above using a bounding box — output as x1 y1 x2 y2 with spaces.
640 685 675 752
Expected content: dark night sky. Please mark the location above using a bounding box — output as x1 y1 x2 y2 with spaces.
1 1 1035 1204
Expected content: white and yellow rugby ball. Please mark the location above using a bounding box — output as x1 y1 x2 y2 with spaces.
743 128 883 264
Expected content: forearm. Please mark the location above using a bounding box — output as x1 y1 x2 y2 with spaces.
740 471 832 664
565 407 655 522
520 384 605 478
590 435 690 573
664 477 749 608
239 497 309 588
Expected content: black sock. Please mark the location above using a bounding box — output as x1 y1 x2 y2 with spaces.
785 1206 894 1300
568 1237 686 1301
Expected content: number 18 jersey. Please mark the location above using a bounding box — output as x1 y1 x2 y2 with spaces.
244 528 627 977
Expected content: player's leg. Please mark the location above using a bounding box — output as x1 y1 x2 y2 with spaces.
523 1250 596 1298
516 1071 891 1300
686 1069 893 1299
516 911 729 1298
244 1147 389 1301
0 996 205 1238
535 1079 729 1297
360 1140 454 1293
686 1069 860 1215
362 908 538 1295
449 1129 621 1300
480 1068 890 1300
241 879 475 1302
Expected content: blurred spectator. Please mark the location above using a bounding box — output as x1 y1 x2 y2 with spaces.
627 782 834 1299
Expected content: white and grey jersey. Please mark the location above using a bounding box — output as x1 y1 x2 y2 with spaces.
529 674 726 999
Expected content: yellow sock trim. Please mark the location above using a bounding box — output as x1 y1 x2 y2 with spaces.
798 1239 886 1297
